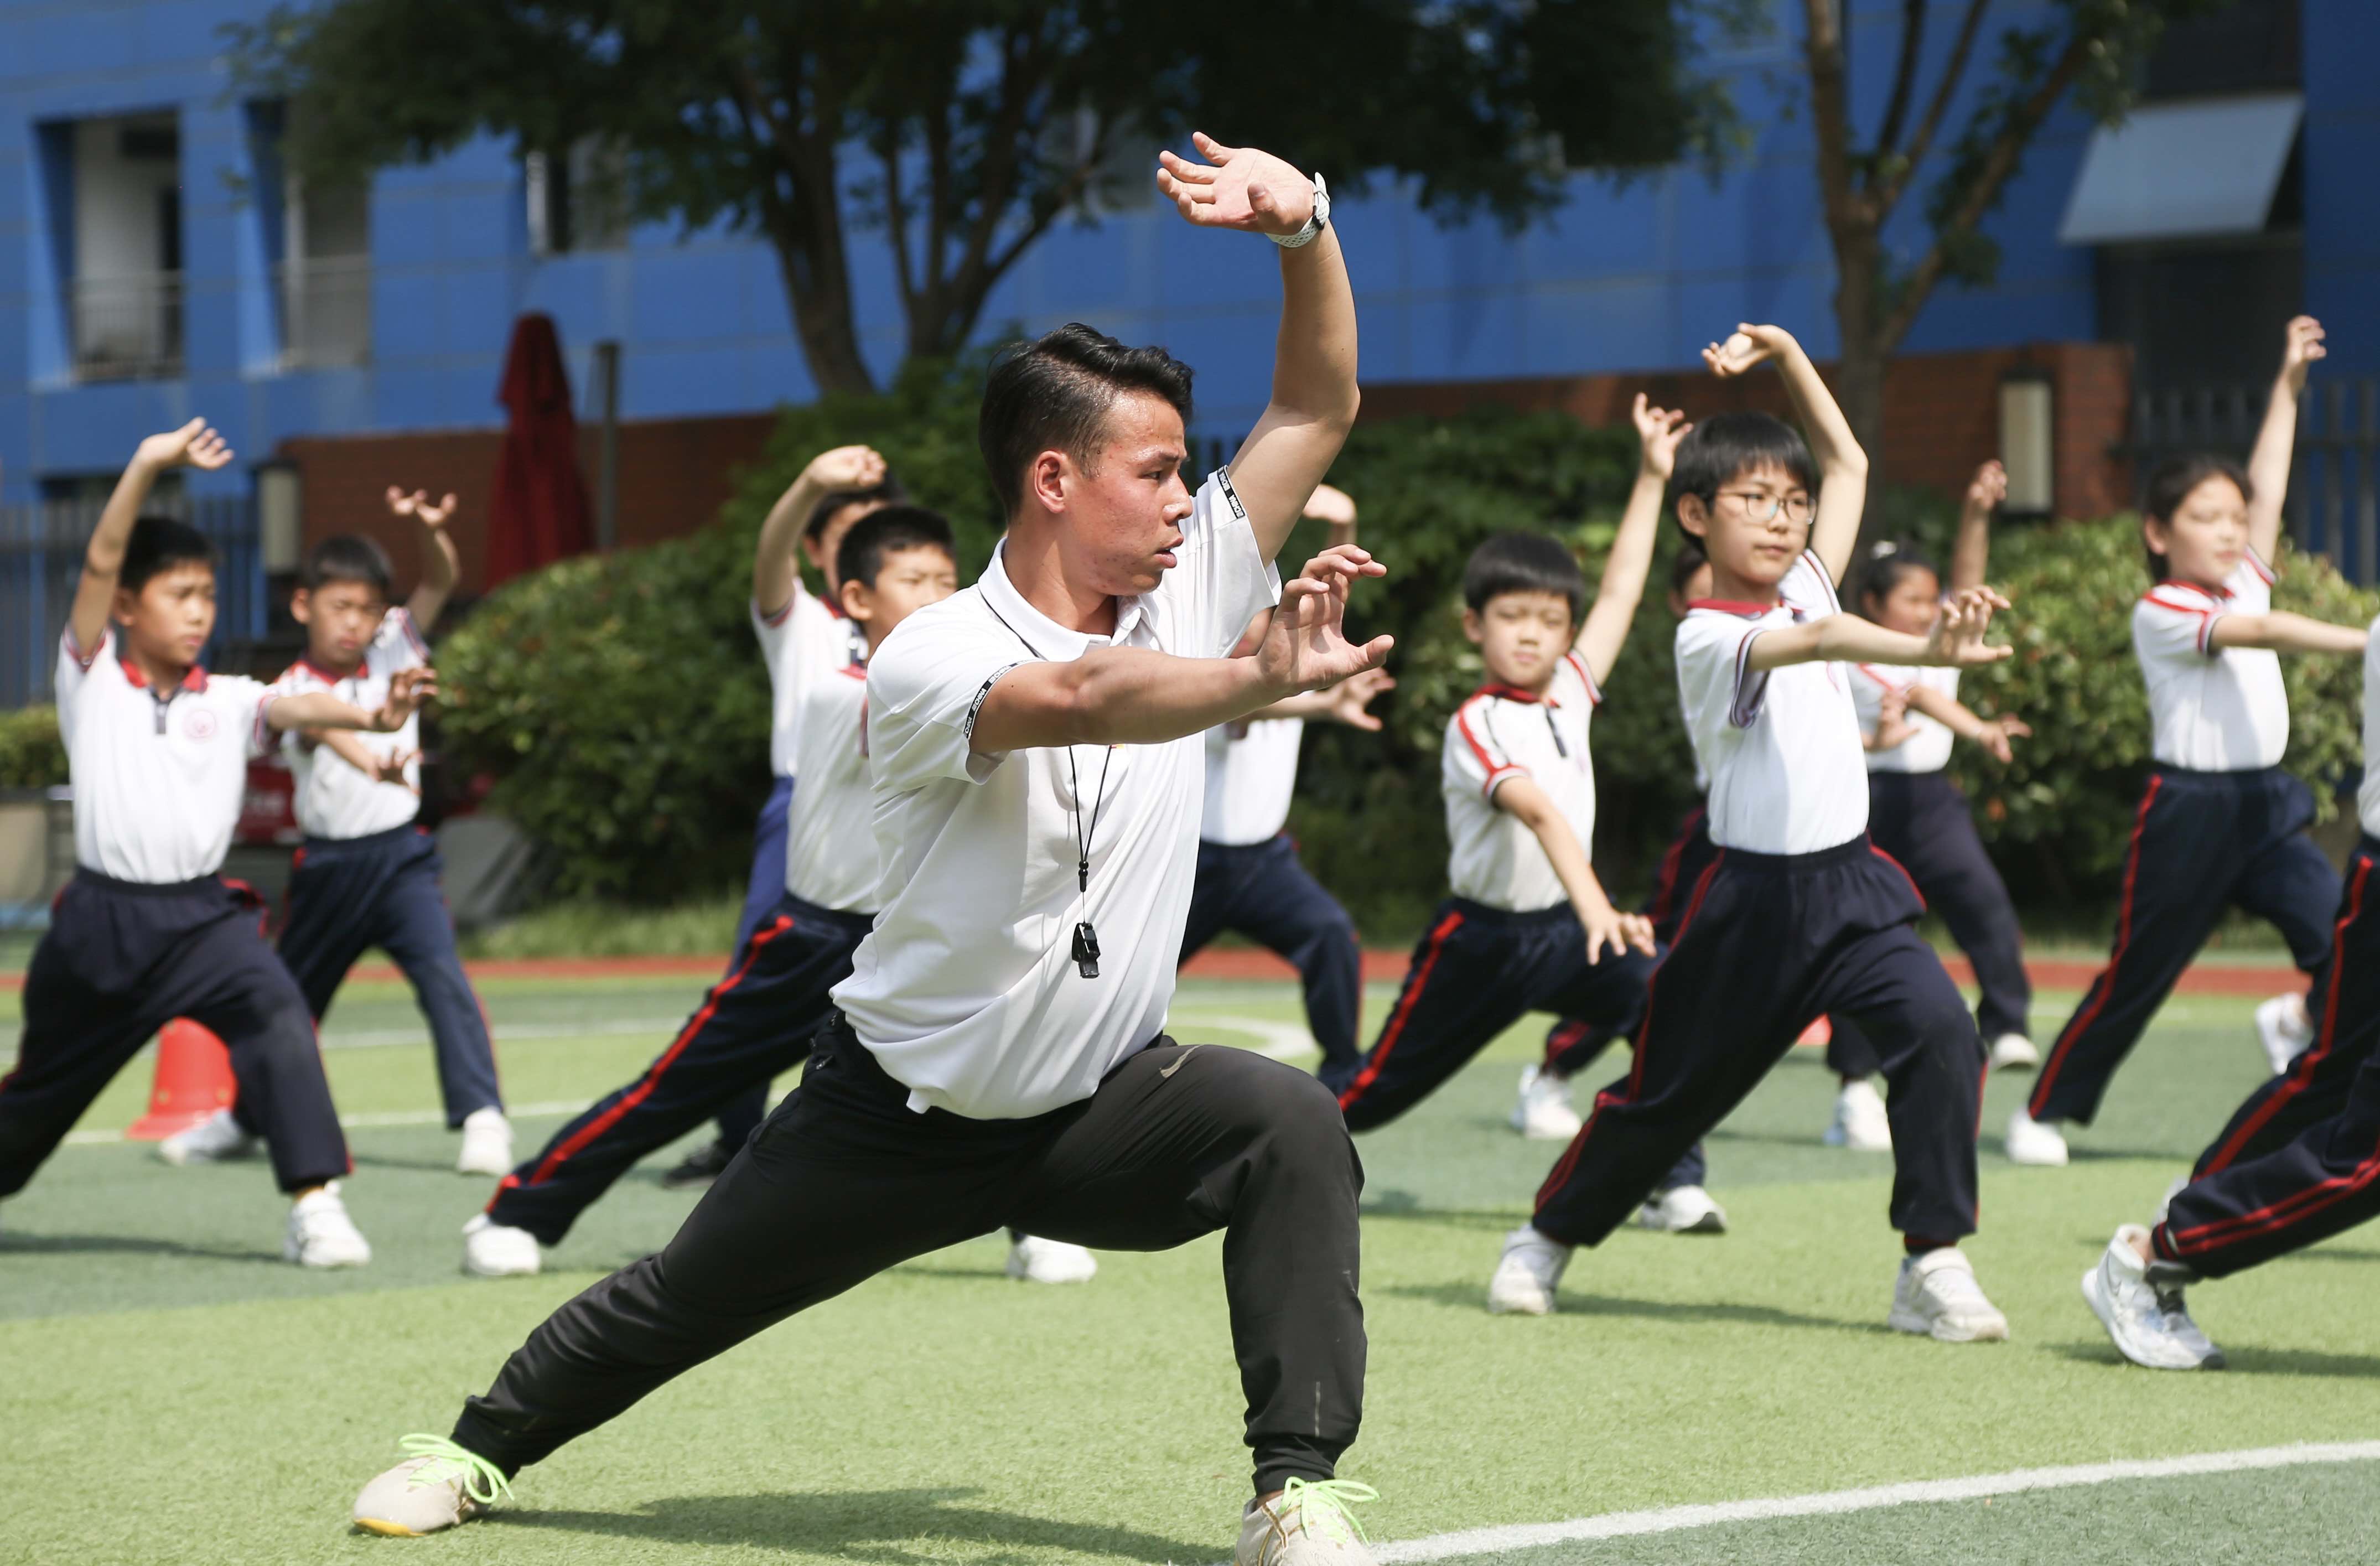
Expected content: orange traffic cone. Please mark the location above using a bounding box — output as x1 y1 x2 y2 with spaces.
1794 1015 1833 1049
125 1019 237 1140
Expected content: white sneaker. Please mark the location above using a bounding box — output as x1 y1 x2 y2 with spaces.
1005 1235 1098 1284
2255 993 2313 1076
284 1183 372 1268
157 1108 260 1166
2005 1107 2070 1166
461 1213 542 1277
1824 1078 1893 1151
352 1434 512 1536
1510 1064 1584 1141
1235 1478 1378 1565
1988 1033 2040 1072
1636 1184 1727 1234
455 1107 515 1177
2081 1225 2223 1370
1486 1225 1571 1315
1889 1246 2008 1342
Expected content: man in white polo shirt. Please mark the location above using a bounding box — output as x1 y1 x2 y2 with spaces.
354 134 1392 1565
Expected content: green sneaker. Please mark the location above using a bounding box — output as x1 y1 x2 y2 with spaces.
1236 1477 1378 1564
351 1434 514 1536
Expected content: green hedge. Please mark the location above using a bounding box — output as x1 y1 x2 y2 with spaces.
438 367 2377 929
0 705 65 789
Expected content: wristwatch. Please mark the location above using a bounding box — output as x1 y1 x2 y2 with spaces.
1267 173 1330 249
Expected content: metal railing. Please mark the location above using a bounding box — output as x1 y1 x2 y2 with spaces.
70 272 184 381
0 494 266 709
2129 376 2380 583
277 256 372 370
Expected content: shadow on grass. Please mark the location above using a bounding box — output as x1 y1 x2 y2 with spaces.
0 1231 282 1264
489 1486 1211 1562
2047 1339 2380 1378
1386 1279 1884 1336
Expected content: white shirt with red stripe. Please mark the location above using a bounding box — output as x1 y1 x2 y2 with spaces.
2360 613 2380 838
54 628 280 884
1441 651 1601 912
781 640 881 915
2133 552 2288 771
753 577 864 780
277 607 427 840
1200 717 1304 847
1674 551 1869 855
1851 662 1959 774
833 468 1280 1120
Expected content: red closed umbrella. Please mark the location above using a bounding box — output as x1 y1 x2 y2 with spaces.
485 313 593 588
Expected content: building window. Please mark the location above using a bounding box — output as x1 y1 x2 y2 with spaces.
526 138 631 256
278 167 372 370
65 112 184 382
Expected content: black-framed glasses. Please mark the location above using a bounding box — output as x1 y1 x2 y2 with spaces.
1718 490 1813 524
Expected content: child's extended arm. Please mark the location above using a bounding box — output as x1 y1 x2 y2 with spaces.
2208 611 2368 657
1704 324 1868 586
1948 460 2005 594
70 420 235 656
314 728 420 789
391 488 462 631
1750 587 2012 673
1903 683 2031 764
1864 685 1918 753
268 667 436 735
753 445 888 618
1577 395 1691 687
2247 317 2325 566
1494 776 1656 965
1246 666 1394 728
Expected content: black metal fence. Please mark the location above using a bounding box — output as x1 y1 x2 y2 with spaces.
2129 375 2380 582
0 494 266 708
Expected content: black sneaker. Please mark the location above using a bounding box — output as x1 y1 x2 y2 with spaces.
658 1138 735 1190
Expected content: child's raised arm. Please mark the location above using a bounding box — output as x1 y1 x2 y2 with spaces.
1948 460 2005 594
388 488 461 632
71 420 234 656
2247 316 2325 566
753 445 888 620
1704 324 1868 587
1575 395 1691 688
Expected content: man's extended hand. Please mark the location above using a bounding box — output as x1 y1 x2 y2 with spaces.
1256 546 1392 696
1157 134 1315 237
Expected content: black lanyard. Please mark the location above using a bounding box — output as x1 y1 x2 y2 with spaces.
983 601 1113 978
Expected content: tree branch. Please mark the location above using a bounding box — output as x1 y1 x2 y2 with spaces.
1878 0 1992 218
880 135 919 319
1871 0 1928 168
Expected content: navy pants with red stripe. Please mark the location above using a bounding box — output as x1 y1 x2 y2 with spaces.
1325 898 1658 1136
1534 836 1983 1248
2034 766 2338 1127
486 891 869 1246
2155 834 2380 1278
711 775 797 1154
1181 834 1365 1077
276 824 501 1129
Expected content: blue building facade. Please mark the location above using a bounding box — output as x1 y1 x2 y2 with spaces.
1 0 2371 506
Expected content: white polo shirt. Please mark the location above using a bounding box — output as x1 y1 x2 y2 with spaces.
1675 551 1869 855
1442 651 1601 911
278 608 427 840
2359 614 2380 839
55 628 281 884
833 470 1279 1119
1852 662 1959 775
754 578 864 779
781 644 880 915
2134 552 2288 771
1200 718 1304 846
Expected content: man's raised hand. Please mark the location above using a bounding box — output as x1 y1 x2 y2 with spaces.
1157 134 1315 238
134 418 234 475
1925 587 2014 669
1257 546 1391 696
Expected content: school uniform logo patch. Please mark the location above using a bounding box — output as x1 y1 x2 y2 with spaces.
182 707 220 742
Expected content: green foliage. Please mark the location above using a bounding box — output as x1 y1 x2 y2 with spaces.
0 706 66 789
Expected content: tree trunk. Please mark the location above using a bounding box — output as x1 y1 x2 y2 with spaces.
1827 218 1889 503
766 219 877 397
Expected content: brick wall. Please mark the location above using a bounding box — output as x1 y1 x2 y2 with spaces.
275 412 780 599
1357 341 2137 521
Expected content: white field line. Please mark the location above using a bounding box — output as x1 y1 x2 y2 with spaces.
1360 1441 2380 1563
62 1098 595 1147
320 1017 687 1050
1170 1011 1317 1062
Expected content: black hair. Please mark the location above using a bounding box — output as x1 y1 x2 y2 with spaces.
804 475 906 541
835 504 957 593
1462 531 1586 623
120 515 217 594
2140 453 2253 582
979 323 1196 515
1853 540 1940 613
1669 411 1818 537
1668 540 1710 603
300 533 394 597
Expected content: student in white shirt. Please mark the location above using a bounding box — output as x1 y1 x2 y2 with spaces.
1182 483 1390 1080
157 490 511 1179
1498 325 2015 1345
2016 318 2370 1167
460 507 960 1279
0 421 427 1268
2083 609 2380 1371
355 135 1392 1566
666 448 896 1189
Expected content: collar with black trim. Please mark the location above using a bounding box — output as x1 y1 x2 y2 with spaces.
977 539 1150 657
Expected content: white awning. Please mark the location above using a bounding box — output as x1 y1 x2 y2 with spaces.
2057 92 2303 246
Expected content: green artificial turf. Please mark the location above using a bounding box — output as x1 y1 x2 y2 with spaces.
4 977 2378 1564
